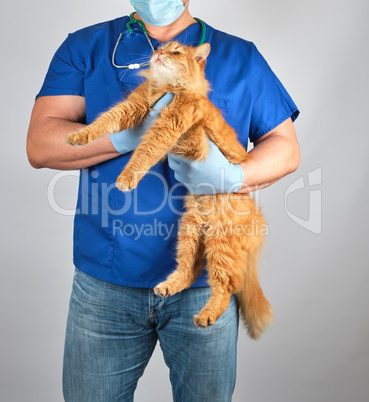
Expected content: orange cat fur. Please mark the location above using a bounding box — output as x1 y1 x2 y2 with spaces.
66 41 273 339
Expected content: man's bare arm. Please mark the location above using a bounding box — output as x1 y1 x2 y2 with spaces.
26 95 120 170
237 117 300 193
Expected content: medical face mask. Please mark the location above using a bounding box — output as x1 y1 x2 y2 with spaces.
130 0 188 27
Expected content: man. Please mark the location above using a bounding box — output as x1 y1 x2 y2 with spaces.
27 1 300 400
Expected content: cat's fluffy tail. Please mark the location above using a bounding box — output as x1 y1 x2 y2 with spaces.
236 254 274 339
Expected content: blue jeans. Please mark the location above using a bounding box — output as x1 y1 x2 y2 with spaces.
63 268 239 401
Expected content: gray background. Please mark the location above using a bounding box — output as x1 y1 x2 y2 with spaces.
1 0 368 401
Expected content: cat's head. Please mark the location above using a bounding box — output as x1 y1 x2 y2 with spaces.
141 41 211 93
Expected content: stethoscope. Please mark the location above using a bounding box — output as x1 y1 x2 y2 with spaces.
112 12 206 70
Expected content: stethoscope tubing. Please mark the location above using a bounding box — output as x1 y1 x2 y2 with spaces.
112 13 206 70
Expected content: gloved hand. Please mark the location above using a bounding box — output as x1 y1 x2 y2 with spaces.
110 92 175 154
168 139 244 195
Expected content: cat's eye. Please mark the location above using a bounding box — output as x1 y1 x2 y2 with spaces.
172 51 181 55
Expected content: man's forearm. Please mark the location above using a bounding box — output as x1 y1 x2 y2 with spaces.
237 132 300 193
27 117 121 170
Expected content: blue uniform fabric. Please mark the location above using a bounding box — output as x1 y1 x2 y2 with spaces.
37 16 299 288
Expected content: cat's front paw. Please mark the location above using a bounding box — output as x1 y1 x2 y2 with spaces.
66 130 96 146
116 172 139 192
66 131 88 146
154 282 175 298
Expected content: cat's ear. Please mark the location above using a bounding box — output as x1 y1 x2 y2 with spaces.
194 43 211 64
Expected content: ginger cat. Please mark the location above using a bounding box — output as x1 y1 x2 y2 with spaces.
66 41 273 339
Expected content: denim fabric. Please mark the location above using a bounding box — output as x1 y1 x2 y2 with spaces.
63 268 239 401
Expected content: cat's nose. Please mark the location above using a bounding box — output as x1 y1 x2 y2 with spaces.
157 50 164 56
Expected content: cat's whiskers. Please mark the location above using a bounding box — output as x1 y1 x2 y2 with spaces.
125 52 152 58
185 41 199 47
129 56 151 63
118 69 135 81
117 56 152 81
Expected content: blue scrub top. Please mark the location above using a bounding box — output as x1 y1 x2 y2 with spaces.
37 16 299 288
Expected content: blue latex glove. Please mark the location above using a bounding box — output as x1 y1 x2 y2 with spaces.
168 139 244 195
110 93 175 154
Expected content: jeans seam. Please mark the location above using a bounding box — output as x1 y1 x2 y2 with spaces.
159 342 178 402
149 302 166 318
149 289 166 319
132 337 157 398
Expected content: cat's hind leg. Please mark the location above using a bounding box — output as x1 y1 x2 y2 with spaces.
194 226 244 328
154 210 205 297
